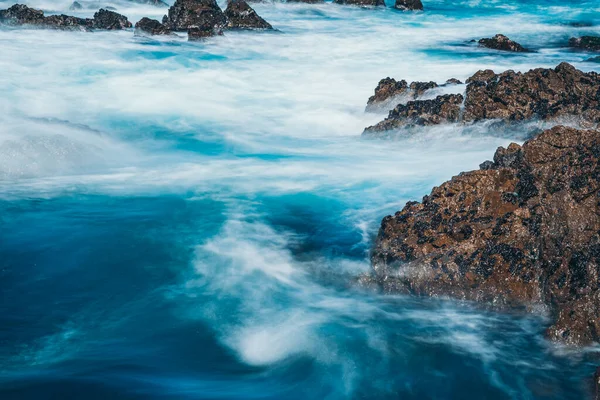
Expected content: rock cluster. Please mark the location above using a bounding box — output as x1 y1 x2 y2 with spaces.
369 125 600 346
0 4 132 30
364 63 600 135
394 0 423 11
365 78 462 111
478 34 528 52
569 36 600 52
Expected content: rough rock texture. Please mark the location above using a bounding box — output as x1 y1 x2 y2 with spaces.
394 0 423 11
478 34 528 52
44 14 92 30
163 0 226 31
364 94 463 133
366 78 440 111
333 0 385 7
0 4 44 25
69 1 83 11
188 25 222 39
463 62 600 124
92 9 132 29
569 36 600 52
370 126 600 346
445 78 463 85
135 17 171 35
224 0 272 30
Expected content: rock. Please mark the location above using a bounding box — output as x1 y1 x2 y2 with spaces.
224 0 272 30
44 14 93 30
363 94 464 134
0 4 45 25
445 78 463 85
104 6 118 11
394 0 423 11
69 1 83 11
595 367 600 400
135 17 171 35
463 62 600 124
478 34 528 52
188 25 222 39
163 0 227 31
369 125 600 346
569 36 600 52
587 56 600 63
333 0 385 7
135 0 169 6
92 9 132 29
366 78 441 111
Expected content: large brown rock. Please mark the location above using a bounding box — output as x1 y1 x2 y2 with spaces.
369 125 600 346
224 0 273 30
363 94 463 134
478 34 528 52
163 0 226 31
366 78 439 112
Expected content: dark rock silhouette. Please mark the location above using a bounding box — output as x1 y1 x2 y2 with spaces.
224 0 273 30
569 36 600 52
369 125 600 346
366 78 441 111
135 17 172 35
69 1 83 11
394 0 423 11
188 25 222 39
163 0 226 31
92 9 132 29
478 34 528 52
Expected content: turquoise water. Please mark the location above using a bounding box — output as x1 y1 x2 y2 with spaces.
1 0 600 398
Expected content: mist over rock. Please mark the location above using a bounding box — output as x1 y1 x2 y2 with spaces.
188 25 222 39
224 0 273 30
364 63 600 135
478 34 528 52
163 0 227 31
569 36 600 52
368 125 600 346
69 1 83 11
333 0 385 7
366 78 441 112
135 17 171 35
394 0 423 11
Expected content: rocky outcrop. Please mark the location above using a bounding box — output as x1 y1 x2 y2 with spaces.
69 1 83 11
569 36 600 52
333 0 385 7
0 4 45 25
369 125 600 346
366 78 441 111
188 25 222 39
224 0 273 30
463 62 600 124
364 63 600 134
163 0 226 31
43 14 92 30
92 9 132 29
364 94 463 134
135 17 171 35
478 34 528 52
394 0 423 11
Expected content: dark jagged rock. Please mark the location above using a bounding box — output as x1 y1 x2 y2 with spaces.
363 94 463 133
394 0 423 11
366 78 441 111
445 78 463 85
163 0 226 31
365 63 600 133
569 36 600 52
463 62 600 124
135 17 171 35
188 25 222 40
92 9 132 29
369 125 600 347
69 1 83 11
0 4 44 25
333 0 385 7
224 0 272 30
478 34 528 52
44 14 93 30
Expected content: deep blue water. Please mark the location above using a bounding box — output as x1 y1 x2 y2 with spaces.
1 0 600 398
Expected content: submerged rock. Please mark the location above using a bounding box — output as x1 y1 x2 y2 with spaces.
69 1 83 11
224 0 273 30
569 36 600 52
394 0 423 11
188 25 222 39
333 0 385 7
478 34 528 52
163 0 227 31
370 125 600 346
135 17 171 35
363 94 463 133
92 9 132 29
365 63 600 134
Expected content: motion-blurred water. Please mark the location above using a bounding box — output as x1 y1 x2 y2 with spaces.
1 0 600 398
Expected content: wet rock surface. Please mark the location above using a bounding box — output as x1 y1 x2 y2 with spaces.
364 94 464 134
478 34 528 52
188 25 222 39
135 17 171 35
369 125 600 346
366 78 440 111
569 36 600 52
0 4 45 25
91 9 132 30
365 63 600 134
333 0 386 7
163 0 226 31
224 0 273 30
394 0 423 11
